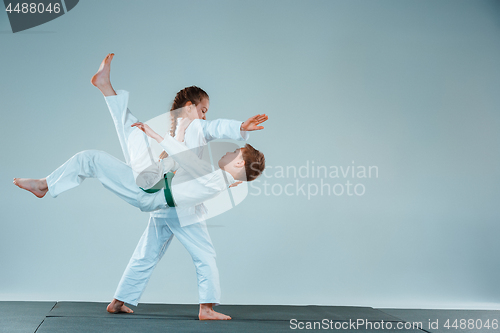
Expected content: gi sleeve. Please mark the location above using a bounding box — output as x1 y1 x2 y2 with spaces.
196 119 249 142
159 156 180 173
159 135 213 183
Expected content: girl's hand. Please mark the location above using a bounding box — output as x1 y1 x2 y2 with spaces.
176 117 193 142
131 122 164 143
240 114 268 132
178 117 193 131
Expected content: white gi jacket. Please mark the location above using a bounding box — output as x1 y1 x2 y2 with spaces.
149 118 249 226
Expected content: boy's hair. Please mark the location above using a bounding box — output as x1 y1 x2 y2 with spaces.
242 144 265 181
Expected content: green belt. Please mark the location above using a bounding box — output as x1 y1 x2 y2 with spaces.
141 172 176 208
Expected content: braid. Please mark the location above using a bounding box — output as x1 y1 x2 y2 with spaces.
169 86 209 138
169 94 184 138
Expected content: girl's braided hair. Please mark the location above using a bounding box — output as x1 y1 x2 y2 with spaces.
169 86 209 137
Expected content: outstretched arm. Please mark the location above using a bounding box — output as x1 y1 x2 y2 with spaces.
240 114 268 132
198 114 268 142
131 122 163 143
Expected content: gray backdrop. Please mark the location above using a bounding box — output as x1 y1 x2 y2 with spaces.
1 0 499 309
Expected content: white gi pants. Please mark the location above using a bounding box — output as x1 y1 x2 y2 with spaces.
103 90 221 305
45 150 167 212
45 151 221 304
45 90 167 211
104 90 164 190
114 212 221 306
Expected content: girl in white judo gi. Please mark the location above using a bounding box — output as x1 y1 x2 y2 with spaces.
13 53 267 320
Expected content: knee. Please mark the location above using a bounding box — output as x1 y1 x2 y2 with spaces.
129 248 163 269
130 254 157 265
72 150 109 175
74 150 106 161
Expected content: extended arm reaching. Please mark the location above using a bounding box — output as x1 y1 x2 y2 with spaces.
199 114 268 142
240 114 268 132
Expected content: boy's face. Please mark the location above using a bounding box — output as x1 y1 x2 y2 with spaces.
218 148 243 169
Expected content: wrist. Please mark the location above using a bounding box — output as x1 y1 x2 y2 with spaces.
154 134 164 143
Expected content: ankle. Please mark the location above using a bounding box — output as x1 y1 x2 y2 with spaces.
39 178 48 191
101 87 117 97
199 303 213 311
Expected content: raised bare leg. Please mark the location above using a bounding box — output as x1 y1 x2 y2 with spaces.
199 303 231 320
13 178 48 198
91 53 117 97
106 298 134 314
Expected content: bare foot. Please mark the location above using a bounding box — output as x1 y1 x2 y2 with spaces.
106 299 133 314
91 53 116 96
199 304 231 320
13 178 48 198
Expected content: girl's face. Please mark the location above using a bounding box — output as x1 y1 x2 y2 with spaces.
186 98 209 120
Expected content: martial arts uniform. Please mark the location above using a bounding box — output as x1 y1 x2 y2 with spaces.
103 90 249 306
45 91 247 215
45 150 167 212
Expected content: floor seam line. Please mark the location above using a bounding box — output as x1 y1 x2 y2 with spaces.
43 315 406 322
33 301 58 333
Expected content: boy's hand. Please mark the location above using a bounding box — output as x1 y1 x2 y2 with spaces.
240 114 268 132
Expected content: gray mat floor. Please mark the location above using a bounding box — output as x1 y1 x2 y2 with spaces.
0 301 498 333
0 302 56 333
380 308 500 333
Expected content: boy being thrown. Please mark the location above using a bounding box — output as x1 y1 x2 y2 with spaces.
13 97 266 225
13 54 267 221
133 119 266 218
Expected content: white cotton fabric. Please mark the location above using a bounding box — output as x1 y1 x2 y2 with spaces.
101 90 248 306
